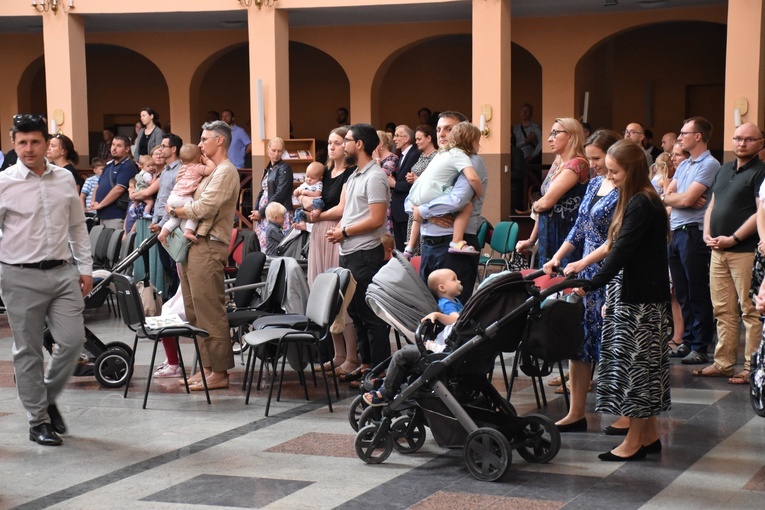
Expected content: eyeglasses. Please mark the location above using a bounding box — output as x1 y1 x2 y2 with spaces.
343 137 356 145
159 144 171 148
678 131 699 137
393 134 406 139
548 130 568 138
200 136 220 143
732 137 764 145
624 130 644 136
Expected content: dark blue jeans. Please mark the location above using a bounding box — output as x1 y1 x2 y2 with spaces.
667 226 713 352
420 233 479 303
340 244 391 367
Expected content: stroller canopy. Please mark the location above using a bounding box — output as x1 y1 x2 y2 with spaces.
366 251 439 339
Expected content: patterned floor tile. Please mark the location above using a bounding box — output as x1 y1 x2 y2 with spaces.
409 490 565 510
743 465 765 491
265 432 357 458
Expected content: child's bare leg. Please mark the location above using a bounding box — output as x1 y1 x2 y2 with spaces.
404 220 421 258
449 202 477 254
183 228 199 243
144 198 154 216
158 228 170 245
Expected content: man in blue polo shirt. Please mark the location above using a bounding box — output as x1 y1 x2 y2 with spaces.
662 116 720 364
221 109 251 169
90 135 137 230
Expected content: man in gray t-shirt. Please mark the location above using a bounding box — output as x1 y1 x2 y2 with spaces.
326 123 392 368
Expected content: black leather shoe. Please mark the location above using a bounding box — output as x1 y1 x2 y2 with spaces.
29 423 62 446
603 425 629 436
598 447 646 462
47 404 66 435
556 418 587 433
643 439 662 454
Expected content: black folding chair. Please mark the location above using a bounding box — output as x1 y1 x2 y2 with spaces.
113 274 211 409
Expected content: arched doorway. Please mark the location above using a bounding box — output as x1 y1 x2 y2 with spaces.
576 21 727 155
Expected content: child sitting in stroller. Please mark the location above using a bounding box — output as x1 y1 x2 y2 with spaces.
363 268 464 406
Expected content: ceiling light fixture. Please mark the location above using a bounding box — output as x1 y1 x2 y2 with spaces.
239 0 277 9
32 0 74 14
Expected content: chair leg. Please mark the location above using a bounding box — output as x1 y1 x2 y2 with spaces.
559 361 570 410
507 352 520 402
142 340 161 409
123 335 140 399
499 354 511 398
294 343 310 401
245 348 257 405
176 338 191 394
242 346 252 392
265 342 283 416
194 335 211 405
317 340 334 413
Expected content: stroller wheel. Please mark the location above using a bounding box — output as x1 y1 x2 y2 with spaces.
390 415 426 454
355 424 393 464
94 347 132 388
358 405 383 429
104 341 133 360
750 368 765 418
348 395 367 432
464 427 512 482
516 414 561 464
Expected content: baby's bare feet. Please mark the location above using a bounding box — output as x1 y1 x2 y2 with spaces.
183 230 199 243
158 231 169 246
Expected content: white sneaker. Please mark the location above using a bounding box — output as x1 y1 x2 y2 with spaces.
153 364 183 378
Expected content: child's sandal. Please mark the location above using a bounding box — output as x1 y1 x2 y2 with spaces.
448 241 478 255
362 389 389 407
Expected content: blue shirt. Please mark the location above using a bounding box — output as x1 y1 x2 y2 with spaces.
95 157 138 220
438 297 464 315
229 124 251 169
669 150 720 230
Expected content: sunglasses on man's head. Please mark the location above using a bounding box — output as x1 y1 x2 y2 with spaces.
13 114 47 130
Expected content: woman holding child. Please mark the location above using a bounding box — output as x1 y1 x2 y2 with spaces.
250 137 293 251
308 127 359 380
516 117 589 266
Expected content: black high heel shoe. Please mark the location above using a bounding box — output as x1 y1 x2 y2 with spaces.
556 418 587 433
643 439 662 454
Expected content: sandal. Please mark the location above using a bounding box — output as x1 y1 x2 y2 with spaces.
548 373 569 386
728 370 751 385
692 365 733 377
362 389 389 407
555 380 592 394
448 241 478 255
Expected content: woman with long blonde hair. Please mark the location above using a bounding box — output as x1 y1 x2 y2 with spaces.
517 117 590 266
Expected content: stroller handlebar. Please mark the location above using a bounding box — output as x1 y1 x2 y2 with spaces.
538 277 591 299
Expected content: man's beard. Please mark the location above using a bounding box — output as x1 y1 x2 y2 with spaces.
344 153 357 167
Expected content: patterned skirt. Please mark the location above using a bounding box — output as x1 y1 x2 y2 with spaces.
595 272 672 418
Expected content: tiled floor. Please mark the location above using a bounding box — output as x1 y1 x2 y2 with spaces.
1 306 764 509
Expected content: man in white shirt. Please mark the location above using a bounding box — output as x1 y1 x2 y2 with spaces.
0 114 92 446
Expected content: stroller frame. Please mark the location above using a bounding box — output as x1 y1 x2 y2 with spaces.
43 234 160 389
354 270 589 482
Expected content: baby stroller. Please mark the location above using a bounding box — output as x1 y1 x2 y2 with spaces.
750 334 765 417
43 233 160 388
353 269 588 482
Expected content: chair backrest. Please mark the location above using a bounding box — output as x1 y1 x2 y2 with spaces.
118 230 137 265
233 252 267 308
476 219 491 250
488 221 513 255
305 272 339 327
94 227 115 267
89 225 104 258
112 273 146 330
106 229 123 268
325 267 351 323
255 258 288 312
504 222 519 254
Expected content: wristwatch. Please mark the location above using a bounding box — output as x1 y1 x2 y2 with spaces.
169 207 177 218
342 226 349 238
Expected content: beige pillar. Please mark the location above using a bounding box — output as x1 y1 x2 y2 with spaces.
539 60 577 164
248 5 290 158
724 0 765 160
472 0 512 224
42 12 88 161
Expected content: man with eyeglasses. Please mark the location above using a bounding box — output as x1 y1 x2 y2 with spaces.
148 133 183 297
390 124 420 251
693 123 765 383
624 122 654 166
0 114 93 445
325 123 391 370
662 116 720 364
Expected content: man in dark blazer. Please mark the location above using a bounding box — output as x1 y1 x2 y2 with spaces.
390 124 420 250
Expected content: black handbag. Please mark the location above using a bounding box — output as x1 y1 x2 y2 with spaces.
522 295 585 363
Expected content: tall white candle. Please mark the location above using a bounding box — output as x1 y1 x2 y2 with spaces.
50 119 57 134
479 114 486 132
734 108 742 127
